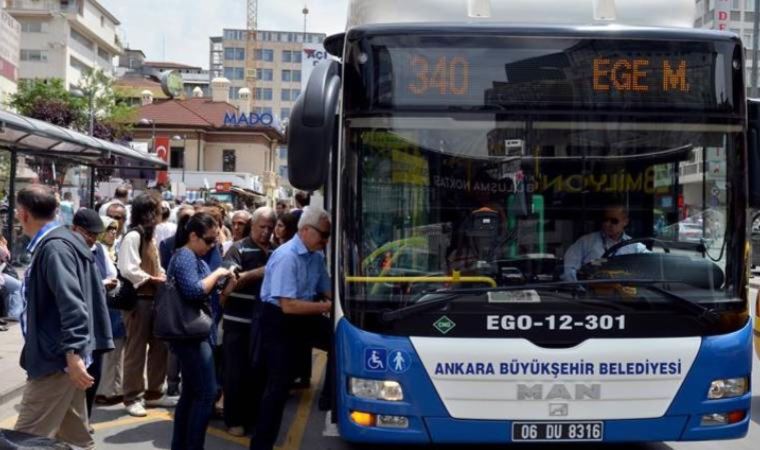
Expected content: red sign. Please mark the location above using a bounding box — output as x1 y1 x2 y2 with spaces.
155 136 170 185
0 56 17 83
215 182 232 192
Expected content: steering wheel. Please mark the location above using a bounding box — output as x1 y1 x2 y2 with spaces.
602 237 670 259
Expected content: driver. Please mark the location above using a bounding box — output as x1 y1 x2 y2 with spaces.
563 204 648 281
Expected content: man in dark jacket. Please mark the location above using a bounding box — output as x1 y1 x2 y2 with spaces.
13 185 113 450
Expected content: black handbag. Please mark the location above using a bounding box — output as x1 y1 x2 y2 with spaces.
106 274 138 311
153 277 213 341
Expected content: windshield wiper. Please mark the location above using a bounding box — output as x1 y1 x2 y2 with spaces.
381 278 658 322
381 279 720 325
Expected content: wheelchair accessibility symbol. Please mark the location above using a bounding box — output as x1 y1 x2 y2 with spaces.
388 350 411 374
364 348 387 371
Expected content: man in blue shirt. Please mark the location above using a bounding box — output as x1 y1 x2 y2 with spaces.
563 204 648 281
249 206 332 450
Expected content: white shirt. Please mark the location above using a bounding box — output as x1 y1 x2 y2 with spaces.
116 231 164 289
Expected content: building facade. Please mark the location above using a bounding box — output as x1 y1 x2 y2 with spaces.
4 0 122 89
209 29 326 121
132 79 284 200
0 7 21 105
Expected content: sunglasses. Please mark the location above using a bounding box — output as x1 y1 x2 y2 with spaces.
106 227 118 233
108 215 125 221
602 217 621 225
202 235 218 246
309 225 331 240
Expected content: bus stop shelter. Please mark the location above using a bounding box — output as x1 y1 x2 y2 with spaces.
0 108 167 249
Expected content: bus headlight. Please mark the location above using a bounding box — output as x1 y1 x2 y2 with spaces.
707 377 748 399
349 377 404 401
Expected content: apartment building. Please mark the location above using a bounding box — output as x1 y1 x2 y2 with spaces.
0 7 21 105
209 29 326 121
4 0 122 89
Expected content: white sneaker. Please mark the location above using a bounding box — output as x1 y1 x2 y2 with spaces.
125 402 147 417
145 395 179 408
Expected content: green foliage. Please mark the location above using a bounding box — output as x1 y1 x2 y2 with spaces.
9 79 84 126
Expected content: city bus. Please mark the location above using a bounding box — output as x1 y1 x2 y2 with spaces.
287 0 759 443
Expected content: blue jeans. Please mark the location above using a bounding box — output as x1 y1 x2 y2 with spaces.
3 274 22 320
170 339 216 450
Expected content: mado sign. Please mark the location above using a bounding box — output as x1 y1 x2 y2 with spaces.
224 112 274 127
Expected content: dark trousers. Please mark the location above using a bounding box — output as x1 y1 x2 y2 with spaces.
85 352 104 417
170 339 217 450
223 319 255 429
248 303 332 450
167 348 181 395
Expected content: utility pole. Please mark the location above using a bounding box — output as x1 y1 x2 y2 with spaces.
753 0 760 96
303 4 309 41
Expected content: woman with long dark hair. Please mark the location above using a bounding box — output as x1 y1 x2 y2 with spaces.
272 211 298 248
117 192 172 417
167 212 236 450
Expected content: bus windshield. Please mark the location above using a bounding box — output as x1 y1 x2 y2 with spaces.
338 31 746 339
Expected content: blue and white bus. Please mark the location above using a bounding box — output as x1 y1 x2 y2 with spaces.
287 0 758 443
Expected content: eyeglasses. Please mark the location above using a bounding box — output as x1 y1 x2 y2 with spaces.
309 225 331 240
602 217 621 225
106 227 118 234
108 215 125 221
202 235 218 246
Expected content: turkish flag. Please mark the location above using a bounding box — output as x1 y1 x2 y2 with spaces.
155 136 170 185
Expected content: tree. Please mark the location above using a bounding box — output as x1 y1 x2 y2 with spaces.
75 68 136 140
9 79 84 127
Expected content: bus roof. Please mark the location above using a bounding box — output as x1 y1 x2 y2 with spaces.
347 0 696 29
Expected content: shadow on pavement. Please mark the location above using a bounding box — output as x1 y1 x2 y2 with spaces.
752 395 760 426
103 421 171 448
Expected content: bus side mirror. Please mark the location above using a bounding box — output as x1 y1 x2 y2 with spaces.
287 60 341 191
748 99 760 208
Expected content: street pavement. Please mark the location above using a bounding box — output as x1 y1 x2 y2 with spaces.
0 286 757 450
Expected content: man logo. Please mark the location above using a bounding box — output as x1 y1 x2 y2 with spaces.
549 403 569 417
516 383 601 401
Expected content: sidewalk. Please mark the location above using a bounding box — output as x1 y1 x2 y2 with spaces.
0 322 26 406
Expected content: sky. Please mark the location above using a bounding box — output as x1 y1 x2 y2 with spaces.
99 0 348 68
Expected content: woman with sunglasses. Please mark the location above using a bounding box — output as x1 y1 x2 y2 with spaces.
563 203 648 281
167 212 237 450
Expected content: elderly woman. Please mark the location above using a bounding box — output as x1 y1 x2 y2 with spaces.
95 217 127 405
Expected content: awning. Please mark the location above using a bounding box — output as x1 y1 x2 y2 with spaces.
0 108 167 170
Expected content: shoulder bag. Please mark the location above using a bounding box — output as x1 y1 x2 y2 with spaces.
153 276 213 341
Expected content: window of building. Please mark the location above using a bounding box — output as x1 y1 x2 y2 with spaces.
256 68 273 81
281 89 300 101
747 0 755 11
278 165 288 178
100 15 105 27
229 86 240 100
278 146 287 160
224 47 245 60
731 10 742 20
282 50 302 63
224 29 246 41
255 106 273 115
170 147 185 169
97 48 111 63
255 87 273 100
20 21 43 32
223 67 245 80
223 150 236 172
281 108 291 120
20 49 47 62
69 55 90 72
745 32 753 48
70 29 94 50
284 70 301 82
254 48 274 61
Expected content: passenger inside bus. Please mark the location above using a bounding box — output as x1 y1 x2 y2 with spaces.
563 204 648 281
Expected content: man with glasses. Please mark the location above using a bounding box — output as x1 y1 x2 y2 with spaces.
220 207 274 436
563 204 648 281
247 206 332 450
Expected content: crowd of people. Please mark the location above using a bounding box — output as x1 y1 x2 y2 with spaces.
8 184 331 450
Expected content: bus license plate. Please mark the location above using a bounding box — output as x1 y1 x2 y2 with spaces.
511 421 603 442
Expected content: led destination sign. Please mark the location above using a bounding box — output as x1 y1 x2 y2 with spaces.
363 36 736 111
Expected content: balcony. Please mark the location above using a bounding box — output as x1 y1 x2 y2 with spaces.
5 0 78 14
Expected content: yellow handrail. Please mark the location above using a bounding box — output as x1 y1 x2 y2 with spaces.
346 274 497 288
